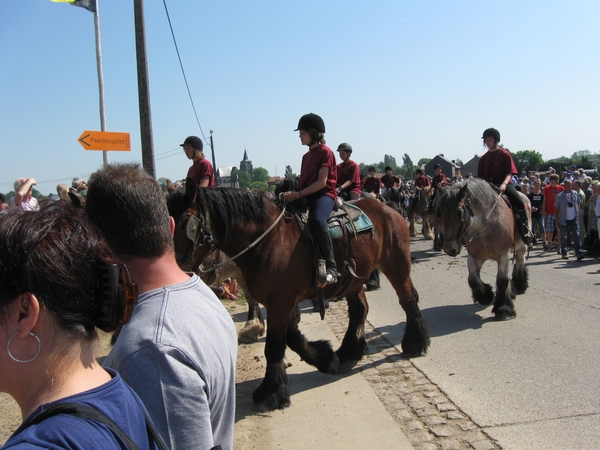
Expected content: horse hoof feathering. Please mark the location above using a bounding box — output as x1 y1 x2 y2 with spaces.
238 318 265 344
167 179 429 409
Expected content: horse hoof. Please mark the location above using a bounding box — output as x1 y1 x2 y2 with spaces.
494 313 516 321
253 384 291 410
327 353 340 374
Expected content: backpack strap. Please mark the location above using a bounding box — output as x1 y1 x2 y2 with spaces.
14 402 168 450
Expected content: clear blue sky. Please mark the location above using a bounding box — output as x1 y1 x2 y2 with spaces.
1 0 599 194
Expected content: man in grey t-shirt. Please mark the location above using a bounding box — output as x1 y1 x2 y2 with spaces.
85 163 237 450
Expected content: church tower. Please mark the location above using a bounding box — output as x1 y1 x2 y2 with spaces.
240 148 253 178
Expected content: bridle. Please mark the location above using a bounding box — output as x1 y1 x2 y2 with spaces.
442 199 474 246
175 198 289 276
174 211 216 272
442 191 502 246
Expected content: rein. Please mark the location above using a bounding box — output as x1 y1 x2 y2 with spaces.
189 198 289 276
445 190 503 246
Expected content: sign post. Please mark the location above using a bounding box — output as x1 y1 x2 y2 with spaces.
78 131 131 151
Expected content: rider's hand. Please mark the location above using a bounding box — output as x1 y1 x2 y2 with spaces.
284 191 301 201
499 182 507 192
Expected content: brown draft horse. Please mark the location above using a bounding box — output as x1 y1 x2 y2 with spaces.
167 178 430 410
432 179 529 320
409 186 434 239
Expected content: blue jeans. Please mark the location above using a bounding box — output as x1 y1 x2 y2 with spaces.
307 195 335 232
560 218 581 256
532 217 545 236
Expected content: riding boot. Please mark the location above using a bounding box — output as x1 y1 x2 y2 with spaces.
516 208 534 246
314 228 338 285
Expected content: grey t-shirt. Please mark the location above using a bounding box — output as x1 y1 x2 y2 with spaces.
104 274 237 450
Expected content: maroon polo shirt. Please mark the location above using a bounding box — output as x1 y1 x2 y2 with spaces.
299 144 337 200
336 159 361 197
477 148 517 185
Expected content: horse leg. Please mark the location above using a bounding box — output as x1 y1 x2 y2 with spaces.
237 276 265 343
238 298 266 343
511 243 529 296
335 289 369 364
286 305 339 374
409 213 417 237
381 262 430 357
252 311 292 409
491 253 517 321
423 217 434 240
467 254 494 305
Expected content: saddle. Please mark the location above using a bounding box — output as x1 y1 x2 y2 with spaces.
294 201 374 242
288 199 375 318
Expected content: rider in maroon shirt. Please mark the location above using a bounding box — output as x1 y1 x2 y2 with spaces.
478 127 533 245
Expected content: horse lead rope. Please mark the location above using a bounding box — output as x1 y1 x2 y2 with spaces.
200 202 288 276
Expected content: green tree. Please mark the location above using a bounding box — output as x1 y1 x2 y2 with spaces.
253 167 269 183
399 153 418 179
512 150 544 173
284 165 297 179
417 158 431 167
236 171 252 189
250 181 269 191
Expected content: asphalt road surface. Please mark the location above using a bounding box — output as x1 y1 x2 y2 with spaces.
365 236 600 449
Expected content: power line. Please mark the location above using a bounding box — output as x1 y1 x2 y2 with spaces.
162 0 207 145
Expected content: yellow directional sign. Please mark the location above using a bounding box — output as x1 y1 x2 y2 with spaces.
78 130 131 151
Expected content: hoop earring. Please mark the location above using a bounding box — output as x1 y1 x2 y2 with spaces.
7 332 41 363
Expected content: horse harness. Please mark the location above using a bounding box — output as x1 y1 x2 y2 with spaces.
176 204 289 277
444 191 503 246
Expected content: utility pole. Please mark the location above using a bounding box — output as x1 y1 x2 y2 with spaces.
93 1 108 166
133 0 155 178
210 130 217 186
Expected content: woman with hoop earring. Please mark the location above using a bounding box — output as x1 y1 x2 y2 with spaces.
0 204 166 449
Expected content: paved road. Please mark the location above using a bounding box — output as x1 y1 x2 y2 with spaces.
365 237 600 449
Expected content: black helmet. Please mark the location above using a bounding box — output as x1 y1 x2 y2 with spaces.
336 142 352 153
481 128 500 143
295 113 325 133
180 135 203 150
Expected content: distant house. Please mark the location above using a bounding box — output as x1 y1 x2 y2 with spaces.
217 166 235 187
460 155 480 178
424 154 460 179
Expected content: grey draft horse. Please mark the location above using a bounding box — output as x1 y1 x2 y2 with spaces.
432 179 530 320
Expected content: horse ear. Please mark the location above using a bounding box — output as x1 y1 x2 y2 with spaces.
185 177 197 202
457 184 468 203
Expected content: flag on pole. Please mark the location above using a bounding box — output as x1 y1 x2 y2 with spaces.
51 0 97 14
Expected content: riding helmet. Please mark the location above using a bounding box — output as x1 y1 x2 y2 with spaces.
295 113 325 133
180 135 203 151
336 142 352 153
481 128 500 143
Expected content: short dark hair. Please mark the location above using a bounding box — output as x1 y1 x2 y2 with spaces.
368 166 376 172
0 203 114 339
384 166 392 172
85 163 173 259
416 169 424 175
0 193 5 202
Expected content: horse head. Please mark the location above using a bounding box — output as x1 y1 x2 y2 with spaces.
434 182 471 257
167 178 216 272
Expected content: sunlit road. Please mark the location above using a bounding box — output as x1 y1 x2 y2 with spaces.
365 237 600 449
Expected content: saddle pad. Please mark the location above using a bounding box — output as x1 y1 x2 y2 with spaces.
328 203 374 240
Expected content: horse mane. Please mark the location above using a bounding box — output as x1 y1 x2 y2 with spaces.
436 179 498 218
167 187 272 242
